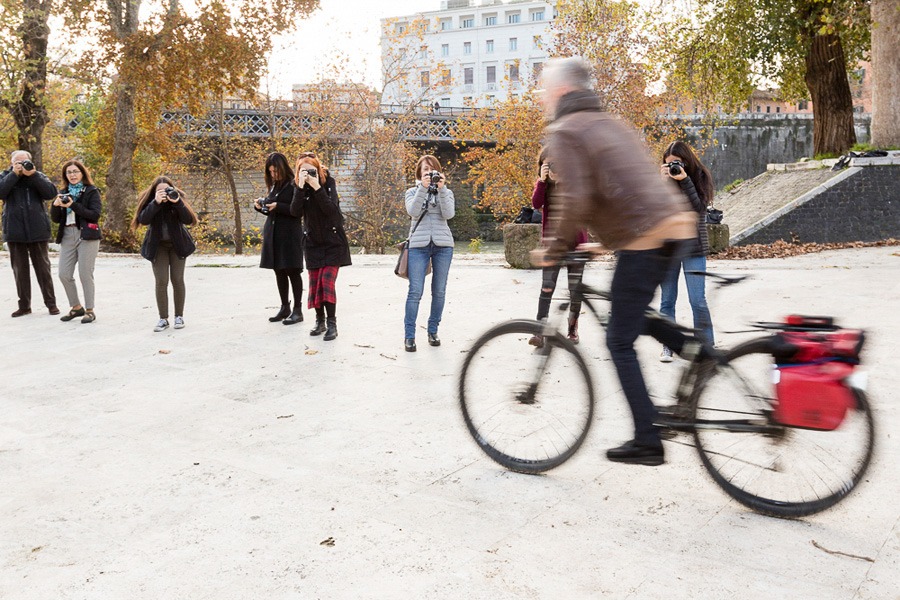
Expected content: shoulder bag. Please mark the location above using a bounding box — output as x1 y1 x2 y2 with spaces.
395 211 431 279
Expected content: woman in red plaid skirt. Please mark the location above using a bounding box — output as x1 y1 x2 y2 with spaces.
291 153 351 341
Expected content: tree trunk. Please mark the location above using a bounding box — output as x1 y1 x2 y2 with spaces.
7 0 52 171
105 85 138 245
216 101 243 254
805 33 857 156
871 0 900 147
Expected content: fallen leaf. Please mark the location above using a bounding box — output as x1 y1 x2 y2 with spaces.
158 349 171 355
305 349 319 356
320 537 335 547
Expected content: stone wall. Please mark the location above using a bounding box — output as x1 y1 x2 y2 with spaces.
737 159 900 245
685 116 871 191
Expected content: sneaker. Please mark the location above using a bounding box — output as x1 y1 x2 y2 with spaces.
154 319 169 332
659 347 674 363
606 440 665 466
174 316 185 329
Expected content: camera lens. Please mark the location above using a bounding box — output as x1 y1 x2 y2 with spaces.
668 163 682 176
165 187 179 199
21 160 34 171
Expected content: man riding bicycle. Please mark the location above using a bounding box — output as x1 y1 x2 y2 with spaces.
532 57 699 466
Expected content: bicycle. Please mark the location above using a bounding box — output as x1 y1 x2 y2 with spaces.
458 251 875 518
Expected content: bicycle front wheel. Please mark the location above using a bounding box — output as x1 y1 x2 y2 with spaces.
692 338 875 518
459 320 595 474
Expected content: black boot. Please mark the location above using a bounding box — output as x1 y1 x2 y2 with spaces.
269 304 290 322
310 319 326 336
282 309 303 325
323 317 337 341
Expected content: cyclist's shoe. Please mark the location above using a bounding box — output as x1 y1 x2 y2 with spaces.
606 440 665 466
659 347 674 362
528 334 544 348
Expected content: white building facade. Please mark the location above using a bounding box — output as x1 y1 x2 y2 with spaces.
380 0 556 109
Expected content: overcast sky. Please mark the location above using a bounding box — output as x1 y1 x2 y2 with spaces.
265 0 441 98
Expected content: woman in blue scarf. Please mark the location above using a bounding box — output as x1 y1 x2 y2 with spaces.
50 160 102 323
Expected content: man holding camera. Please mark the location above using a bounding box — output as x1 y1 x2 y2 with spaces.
532 58 698 466
0 150 59 317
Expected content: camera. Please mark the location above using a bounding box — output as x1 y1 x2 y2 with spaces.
666 160 685 176
304 168 318 179
255 198 269 214
58 193 72 204
427 170 442 194
164 186 179 200
19 160 34 171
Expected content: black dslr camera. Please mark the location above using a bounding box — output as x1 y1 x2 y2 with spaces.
427 170 442 194
665 160 685 176
164 186 179 200
304 168 318 179
255 198 269 214
19 160 35 171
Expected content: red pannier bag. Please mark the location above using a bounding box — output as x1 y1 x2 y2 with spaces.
770 322 864 431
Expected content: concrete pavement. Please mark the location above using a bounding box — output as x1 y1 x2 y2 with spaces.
1 247 898 599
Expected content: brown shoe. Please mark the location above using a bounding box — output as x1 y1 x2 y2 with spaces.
528 334 544 348
11 308 31 317
48 306 60 316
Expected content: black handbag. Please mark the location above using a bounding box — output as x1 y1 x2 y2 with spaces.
513 206 534 224
706 208 723 224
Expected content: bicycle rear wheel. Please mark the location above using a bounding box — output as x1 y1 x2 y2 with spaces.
692 338 875 518
459 320 595 473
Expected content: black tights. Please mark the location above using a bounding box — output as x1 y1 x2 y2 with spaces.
275 268 303 307
315 302 336 320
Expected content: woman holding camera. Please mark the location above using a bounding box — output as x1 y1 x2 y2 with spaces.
658 141 715 361
528 149 587 347
291 152 350 341
51 160 102 324
402 155 455 352
255 152 304 325
132 176 198 332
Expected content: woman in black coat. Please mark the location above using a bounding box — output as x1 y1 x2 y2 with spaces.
50 160 102 323
255 152 304 325
291 153 351 341
131 176 198 332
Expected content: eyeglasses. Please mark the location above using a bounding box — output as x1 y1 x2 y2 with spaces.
65 169 81 174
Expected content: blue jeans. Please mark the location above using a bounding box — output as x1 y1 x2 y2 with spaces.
659 255 714 345
404 243 453 339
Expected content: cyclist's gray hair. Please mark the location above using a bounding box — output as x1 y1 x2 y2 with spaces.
542 57 593 91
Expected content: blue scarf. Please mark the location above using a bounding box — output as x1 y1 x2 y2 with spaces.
67 182 85 199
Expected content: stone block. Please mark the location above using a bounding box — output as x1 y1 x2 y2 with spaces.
502 224 541 269
707 223 730 254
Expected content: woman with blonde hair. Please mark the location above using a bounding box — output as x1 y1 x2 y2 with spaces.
291 152 350 341
131 176 198 332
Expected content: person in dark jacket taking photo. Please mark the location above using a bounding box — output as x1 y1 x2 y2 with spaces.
0 150 59 317
291 152 350 341
131 176 198 332
50 160 102 324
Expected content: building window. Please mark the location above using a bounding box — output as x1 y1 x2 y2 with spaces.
441 44 449 57
464 67 474 85
756 105 761 112
441 97 450 107
486 66 496 84
507 12 520 24
509 63 519 82
463 42 471 55
395 23 407 35
441 69 452 86
766 105 771 113
531 10 545 21
776 106 781 113
485 15 497 26
419 46 427 59
532 62 543 80
486 40 494 53
533 35 542 49
509 37 517 51
440 19 452 31
798 100 809 110
461 17 474 28
421 71 430 88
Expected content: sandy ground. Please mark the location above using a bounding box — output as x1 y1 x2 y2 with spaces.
1 247 898 599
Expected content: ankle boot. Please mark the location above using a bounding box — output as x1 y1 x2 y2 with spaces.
567 317 579 344
282 309 303 325
269 304 290 322
323 317 337 341
310 318 326 336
